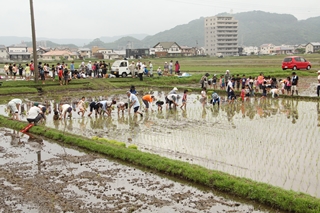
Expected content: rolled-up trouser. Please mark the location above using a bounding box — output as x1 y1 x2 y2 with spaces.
27 114 43 124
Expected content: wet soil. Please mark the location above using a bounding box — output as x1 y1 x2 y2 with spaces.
0 128 274 213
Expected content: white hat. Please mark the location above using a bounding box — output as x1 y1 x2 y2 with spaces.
89 61 91 63
226 70 229 72
165 62 167 63
318 70 320 73
173 87 178 91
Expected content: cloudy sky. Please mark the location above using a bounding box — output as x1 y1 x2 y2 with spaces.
1 0 319 39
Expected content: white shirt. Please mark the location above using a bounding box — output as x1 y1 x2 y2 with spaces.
61 104 71 115
167 94 178 101
27 106 41 119
270 88 279 95
318 75 320 85
9 99 22 105
117 102 125 108
100 100 113 110
129 94 140 108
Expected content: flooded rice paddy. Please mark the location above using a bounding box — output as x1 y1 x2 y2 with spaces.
0 127 276 212
0 91 320 199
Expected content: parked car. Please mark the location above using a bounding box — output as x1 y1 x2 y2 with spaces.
282 56 311 70
110 60 136 77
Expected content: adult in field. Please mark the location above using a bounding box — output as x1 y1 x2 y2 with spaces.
227 78 236 103
211 91 220 107
169 60 173 75
167 93 179 109
174 61 180 74
87 61 92 78
129 61 136 78
142 94 155 112
164 62 169 75
257 73 264 91
70 61 75 78
88 101 102 117
18 64 24 79
149 61 153 76
8 99 22 120
12 64 17 81
127 91 143 117
224 70 230 84
26 103 43 125
317 70 320 97
4 62 9 79
291 72 299 96
137 64 143 81
8 63 13 79
38 62 45 84
59 104 73 120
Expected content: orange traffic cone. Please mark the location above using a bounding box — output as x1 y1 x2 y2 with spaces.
20 123 34 133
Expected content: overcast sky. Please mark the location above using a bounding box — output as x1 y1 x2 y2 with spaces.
1 0 319 39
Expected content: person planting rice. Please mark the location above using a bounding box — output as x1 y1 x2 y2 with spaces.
100 100 116 116
117 102 128 114
88 101 102 117
155 100 164 111
127 91 143 117
210 91 220 107
59 104 73 120
26 103 43 126
167 93 180 109
7 99 22 120
142 94 155 112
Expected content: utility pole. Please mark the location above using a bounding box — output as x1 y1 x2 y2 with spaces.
29 0 38 83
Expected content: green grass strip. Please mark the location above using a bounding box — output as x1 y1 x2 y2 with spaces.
0 116 320 213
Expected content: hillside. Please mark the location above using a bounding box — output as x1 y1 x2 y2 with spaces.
2 11 320 49
84 11 320 48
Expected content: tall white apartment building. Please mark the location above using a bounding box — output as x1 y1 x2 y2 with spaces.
204 16 239 56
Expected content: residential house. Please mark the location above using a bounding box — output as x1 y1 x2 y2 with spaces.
0 45 9 60
125 48 150 59
78 48 92 59
273 45 294 55
41 50 76 61
7 44 31 60
153 42 181 57
180 46 196 56
305 42 320 53
259 44 275 55
37 46 51 59
243 46 259 55
102 50 125 60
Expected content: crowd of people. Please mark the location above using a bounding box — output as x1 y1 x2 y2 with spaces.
2 60 183 84
198 70 311 101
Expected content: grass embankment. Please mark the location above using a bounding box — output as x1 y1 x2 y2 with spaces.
1 116 320 213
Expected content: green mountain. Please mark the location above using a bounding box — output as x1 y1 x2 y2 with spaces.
84 11 320 48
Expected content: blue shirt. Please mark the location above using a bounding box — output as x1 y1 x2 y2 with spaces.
70 63 75 70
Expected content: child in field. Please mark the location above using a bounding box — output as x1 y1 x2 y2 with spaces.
156 100 164 111
25 64 31 81
240 86 246 101
180 90 188 109
220 75 225 90
77 96 86 117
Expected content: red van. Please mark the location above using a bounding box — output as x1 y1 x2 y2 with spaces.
282 56 311 70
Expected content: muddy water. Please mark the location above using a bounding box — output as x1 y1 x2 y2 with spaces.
0 128 277 212
1 92 320 199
